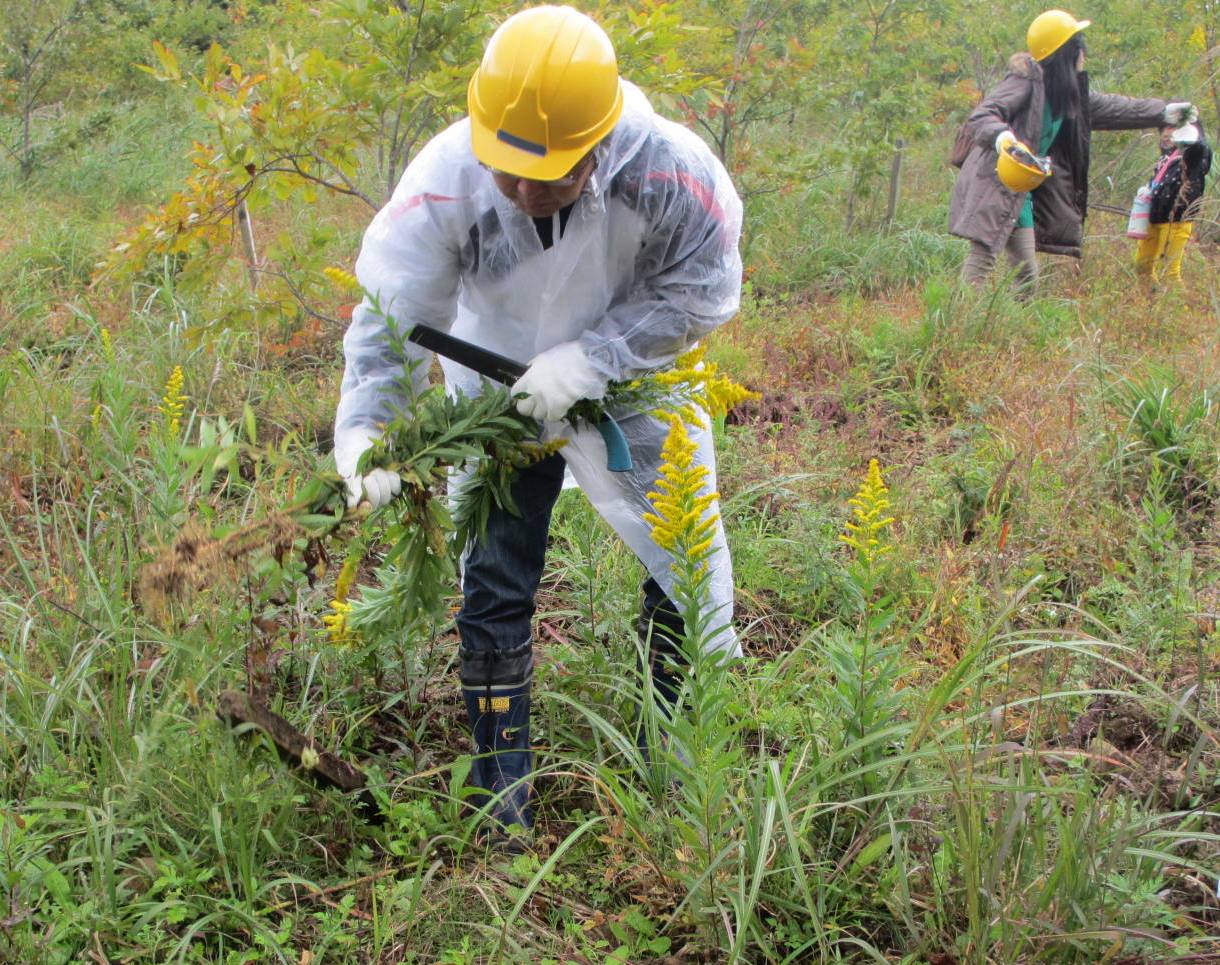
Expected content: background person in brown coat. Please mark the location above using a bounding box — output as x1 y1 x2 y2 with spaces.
949 9 1191 295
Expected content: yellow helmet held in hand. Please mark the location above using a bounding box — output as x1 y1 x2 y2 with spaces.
1027 9 1090 61
996 139 1052 192
468 5 624 182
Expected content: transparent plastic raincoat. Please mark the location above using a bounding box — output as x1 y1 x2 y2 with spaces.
334 81 744 656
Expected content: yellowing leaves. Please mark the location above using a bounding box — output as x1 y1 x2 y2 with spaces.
101 4 487 321
142 40 181 82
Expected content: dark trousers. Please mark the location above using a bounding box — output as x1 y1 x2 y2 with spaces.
456 452 684 688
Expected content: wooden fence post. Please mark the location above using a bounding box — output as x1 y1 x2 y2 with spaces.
237 199 260 290
885 138 905 227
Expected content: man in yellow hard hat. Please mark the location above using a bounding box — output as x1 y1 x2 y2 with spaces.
949 8 1194 293
334 6 743 847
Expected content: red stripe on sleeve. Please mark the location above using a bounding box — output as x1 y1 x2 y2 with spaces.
645 171 726 223
386 193 465 221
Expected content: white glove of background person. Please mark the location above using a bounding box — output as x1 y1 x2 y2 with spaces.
512 341 607 423
994 129 1017 153
1171 123 1201 146
334 426 401 510
1163 102 1198 126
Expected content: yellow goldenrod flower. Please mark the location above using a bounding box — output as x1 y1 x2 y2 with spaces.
652 345 759 425
334 553 360 604
99 327 114 362
323 266 360 292
840 458 896 565
91 403 103 432
322 552 364 646
322 598 356 647
158 365 187 438
643 416 721 570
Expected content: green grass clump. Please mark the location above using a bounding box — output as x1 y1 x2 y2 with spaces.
1105 366 1219 515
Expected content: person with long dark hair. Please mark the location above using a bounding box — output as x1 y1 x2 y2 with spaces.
949 10 1194 294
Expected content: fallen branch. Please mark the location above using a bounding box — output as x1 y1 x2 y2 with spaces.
217 689 381 822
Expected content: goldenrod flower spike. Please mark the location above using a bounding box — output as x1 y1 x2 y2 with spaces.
322 599 356 647
840 458 896 565
323 266 360 291
99 327 114 362
650 345 760 426
334 553 361 603
643 416 722 571
159 365 187 438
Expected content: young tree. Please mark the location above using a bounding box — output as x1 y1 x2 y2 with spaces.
0 0 88 176
105 0 487 329
804 0 966 229
621 0 816 204
674 0 815 173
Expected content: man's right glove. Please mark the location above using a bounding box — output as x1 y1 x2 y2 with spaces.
334 426 401 511
1163 102 1198 126
512 341 607 423
995 129 1017 154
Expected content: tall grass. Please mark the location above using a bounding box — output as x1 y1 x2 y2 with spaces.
541 607 1218 961
4 303 1218 962
1105 365 1219 514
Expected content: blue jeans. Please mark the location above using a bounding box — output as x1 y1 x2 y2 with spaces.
456 452 683 688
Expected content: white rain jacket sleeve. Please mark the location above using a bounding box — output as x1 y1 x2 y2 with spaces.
334 82 744 655
332 126 469 477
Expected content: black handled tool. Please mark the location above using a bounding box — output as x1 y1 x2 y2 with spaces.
406 324 633 472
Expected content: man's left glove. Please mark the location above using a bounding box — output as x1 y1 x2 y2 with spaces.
334 426 401 511
512 341 607 423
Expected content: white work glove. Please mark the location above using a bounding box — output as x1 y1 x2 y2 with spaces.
1163 102 1198 126
511 340 607 423
1171 123 1201 146
995 129 1017 153
334 426 401 511
345 467 400 511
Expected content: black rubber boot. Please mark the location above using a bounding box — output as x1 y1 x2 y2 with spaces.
635 577 688 761
460 641 534 849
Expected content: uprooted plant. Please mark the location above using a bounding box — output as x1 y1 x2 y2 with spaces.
140 341 758 667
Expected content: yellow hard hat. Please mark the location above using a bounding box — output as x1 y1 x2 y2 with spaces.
468 6 624 181
1027 9 1090 61
996 140 1052 192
